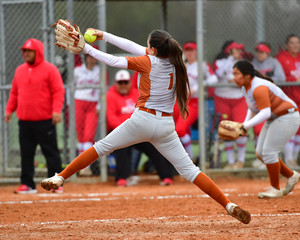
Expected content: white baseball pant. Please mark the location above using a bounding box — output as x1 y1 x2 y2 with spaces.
256 111 300 164
93 108 201 182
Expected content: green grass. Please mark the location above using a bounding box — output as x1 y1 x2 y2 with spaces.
192 128 257 169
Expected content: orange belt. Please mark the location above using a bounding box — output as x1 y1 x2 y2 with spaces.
138 107 173 117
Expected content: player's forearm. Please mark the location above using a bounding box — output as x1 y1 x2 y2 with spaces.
103 32 146 56
243 107 271 129
83 44 128 68
5 93 18 114
243 109 253 123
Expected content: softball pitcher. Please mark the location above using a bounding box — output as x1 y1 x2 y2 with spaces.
233 60 300 198
41 28 251 224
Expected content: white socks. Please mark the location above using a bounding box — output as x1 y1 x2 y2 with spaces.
237 136 247 163
224 141 235 164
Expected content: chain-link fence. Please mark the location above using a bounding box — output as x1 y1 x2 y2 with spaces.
0 0 300 179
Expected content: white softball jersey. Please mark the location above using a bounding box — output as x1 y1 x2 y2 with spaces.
186 61 218 99
214 55 243 99
127 55 176 114
74 64 100 102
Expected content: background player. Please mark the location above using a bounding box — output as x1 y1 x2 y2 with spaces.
5 38 65 194
233 60 300 198
276 34 300 168
251 42 286 168
213 41 248 169
74 45 100 176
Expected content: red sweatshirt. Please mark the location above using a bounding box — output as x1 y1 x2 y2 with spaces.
276 50 300 102
6 39 65 121
106 85 139 132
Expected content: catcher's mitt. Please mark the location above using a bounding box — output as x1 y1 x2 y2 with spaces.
51 19 85 54
218 120 247 141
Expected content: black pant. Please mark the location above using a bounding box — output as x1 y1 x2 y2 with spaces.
19 120 62 189
114 142 174 181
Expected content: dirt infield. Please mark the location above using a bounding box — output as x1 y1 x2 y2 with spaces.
0 175 299 240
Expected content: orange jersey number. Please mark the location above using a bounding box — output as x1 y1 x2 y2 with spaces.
168 73 174 90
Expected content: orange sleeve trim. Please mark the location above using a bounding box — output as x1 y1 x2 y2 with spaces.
253 86 271 110
253 85 295 116
126 56 151 108
126 55 151 74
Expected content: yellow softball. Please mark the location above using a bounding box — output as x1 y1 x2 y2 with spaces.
84 30 97 43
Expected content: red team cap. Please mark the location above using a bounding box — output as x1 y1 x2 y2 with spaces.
255 43 271 53
224 41 244 53
21 38 36 51
183 42 197 50
115 70 131 82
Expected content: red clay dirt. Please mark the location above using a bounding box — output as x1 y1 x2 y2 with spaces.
0 175 299 240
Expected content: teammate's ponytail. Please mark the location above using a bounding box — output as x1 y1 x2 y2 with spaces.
149 30 190 119
233 60 274 83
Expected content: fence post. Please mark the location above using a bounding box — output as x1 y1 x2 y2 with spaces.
196 0 206 171
0 0 8 177
67 0 77 181
0 0 4 176
255 0 265 43
97 0 108 182
42 0 48 61
48 0 55 64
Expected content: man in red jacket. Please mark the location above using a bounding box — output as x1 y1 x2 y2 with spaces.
107 70 174 186
277 34 300 167
5 38 65 194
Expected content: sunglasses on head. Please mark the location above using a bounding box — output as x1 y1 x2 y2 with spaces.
117 80 129 85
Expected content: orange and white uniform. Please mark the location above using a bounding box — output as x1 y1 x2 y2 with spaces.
127 55 176 113
242 76 300 164
83 34 200 182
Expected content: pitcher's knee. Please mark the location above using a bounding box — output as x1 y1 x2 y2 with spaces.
175 160 201 182
93 140 113 157
255 152 263 162
181 167 201 182
262 153 278 164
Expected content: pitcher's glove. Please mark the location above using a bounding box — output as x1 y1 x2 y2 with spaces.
218 120 247 141
51 19 85 54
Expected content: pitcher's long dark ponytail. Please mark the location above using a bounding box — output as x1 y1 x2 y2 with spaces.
149 30 190 119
